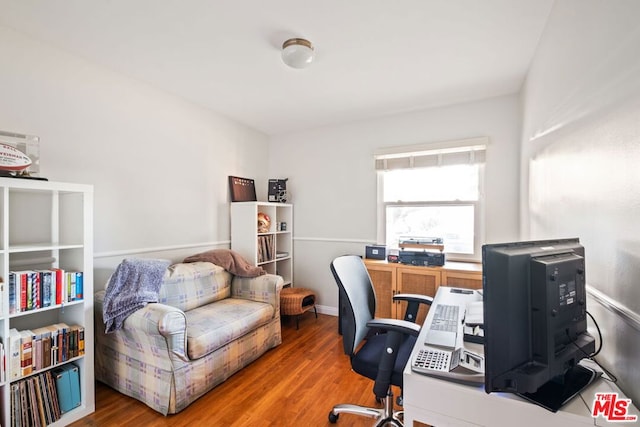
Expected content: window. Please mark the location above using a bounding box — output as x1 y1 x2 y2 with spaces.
375 138 487 261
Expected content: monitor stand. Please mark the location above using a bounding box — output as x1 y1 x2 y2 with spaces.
517 364 601 413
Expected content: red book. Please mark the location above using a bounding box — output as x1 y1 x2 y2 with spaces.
20 273 28 312
51 268 65 305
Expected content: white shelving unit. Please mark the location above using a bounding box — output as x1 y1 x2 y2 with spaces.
231 202 293 287
0 178 94 426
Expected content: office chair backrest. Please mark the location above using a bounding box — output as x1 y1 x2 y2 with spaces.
330 255 376 356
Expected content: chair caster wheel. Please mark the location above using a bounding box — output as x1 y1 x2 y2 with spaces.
328 411 339 423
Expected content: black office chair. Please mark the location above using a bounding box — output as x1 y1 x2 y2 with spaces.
329 255 432 426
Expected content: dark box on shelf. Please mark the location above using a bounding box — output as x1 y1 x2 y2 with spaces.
365 245 386 260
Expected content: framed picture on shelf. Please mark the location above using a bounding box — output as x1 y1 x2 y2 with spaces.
229 176 257 202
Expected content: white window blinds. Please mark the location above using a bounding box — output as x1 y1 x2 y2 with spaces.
374 137 488 171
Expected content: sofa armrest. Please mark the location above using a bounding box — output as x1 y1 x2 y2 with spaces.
125 303 189 362
231 274 284 313
95 290 189 363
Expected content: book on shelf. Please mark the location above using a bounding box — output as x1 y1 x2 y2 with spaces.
10 382 20 425
38 270 54 308
19 380 28 426
13 271 28 313
57 323 70 363
77 325 85 356
20 272 27 312
9 323 84 380
9 328 21 380
45 324 60 366
64 271 84 302
33 327 43 372
8 269 85 314
19 329 33 377
75 271 83 300
11 370 62 426
51 268 64 305
31 271 41 310
37 373 52 425
70 325 81 358
12 270 41 311
257 235 275 263
66 272 76 303
9 273 16 314
32 326 53 371
32 375 47 426
47 369 62 421
42 370 61 424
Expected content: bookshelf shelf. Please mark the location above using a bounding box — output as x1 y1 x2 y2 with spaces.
8 300 84 320
7 243 84 253
11 353 84 382
0 178 94 426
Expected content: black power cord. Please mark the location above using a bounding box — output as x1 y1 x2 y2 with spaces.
569 310 618 383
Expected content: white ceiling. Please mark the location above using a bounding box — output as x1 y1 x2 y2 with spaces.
0 0 555 136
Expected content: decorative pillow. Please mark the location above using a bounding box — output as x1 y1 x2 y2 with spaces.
183 249 266 277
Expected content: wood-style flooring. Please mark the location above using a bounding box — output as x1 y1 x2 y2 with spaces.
70 313 405 427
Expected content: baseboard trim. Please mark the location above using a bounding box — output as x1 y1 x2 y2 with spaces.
316 304 338 317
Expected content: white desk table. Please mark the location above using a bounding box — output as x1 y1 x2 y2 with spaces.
403 287 639 427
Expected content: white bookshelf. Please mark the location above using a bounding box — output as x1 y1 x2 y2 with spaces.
231 202 293 287
0 178 94 426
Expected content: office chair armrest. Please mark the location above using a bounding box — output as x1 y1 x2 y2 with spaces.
367 318 420 399
367 318 421 337
393 293 433 323
393 293 433 305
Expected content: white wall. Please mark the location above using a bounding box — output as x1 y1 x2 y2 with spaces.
0 25 270 287
521 0 640 405
269 95 522 313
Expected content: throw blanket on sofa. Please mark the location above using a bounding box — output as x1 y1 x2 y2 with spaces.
183 249 265 277
103 258 171 333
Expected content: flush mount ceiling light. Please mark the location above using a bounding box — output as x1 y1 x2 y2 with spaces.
281 38 315 69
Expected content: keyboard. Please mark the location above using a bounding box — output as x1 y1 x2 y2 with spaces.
424 304 460 348
430 304 459 332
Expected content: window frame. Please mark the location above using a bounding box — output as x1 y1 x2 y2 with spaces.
375 140 486 262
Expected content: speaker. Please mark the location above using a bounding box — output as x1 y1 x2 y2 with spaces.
365 245 386 260
268 178 288 202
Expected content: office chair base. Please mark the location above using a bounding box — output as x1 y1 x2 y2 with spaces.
329 392 404 426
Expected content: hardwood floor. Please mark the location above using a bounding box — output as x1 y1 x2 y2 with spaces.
70 313 405 427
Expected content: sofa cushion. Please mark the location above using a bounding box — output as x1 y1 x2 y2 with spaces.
158 262 231 312
185 298 275 360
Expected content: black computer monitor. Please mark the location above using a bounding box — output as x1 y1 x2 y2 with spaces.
482 238 599 412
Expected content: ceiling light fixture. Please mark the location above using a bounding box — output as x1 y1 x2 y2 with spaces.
281 38 315 69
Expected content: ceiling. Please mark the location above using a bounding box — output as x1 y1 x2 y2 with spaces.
0 0 555 136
